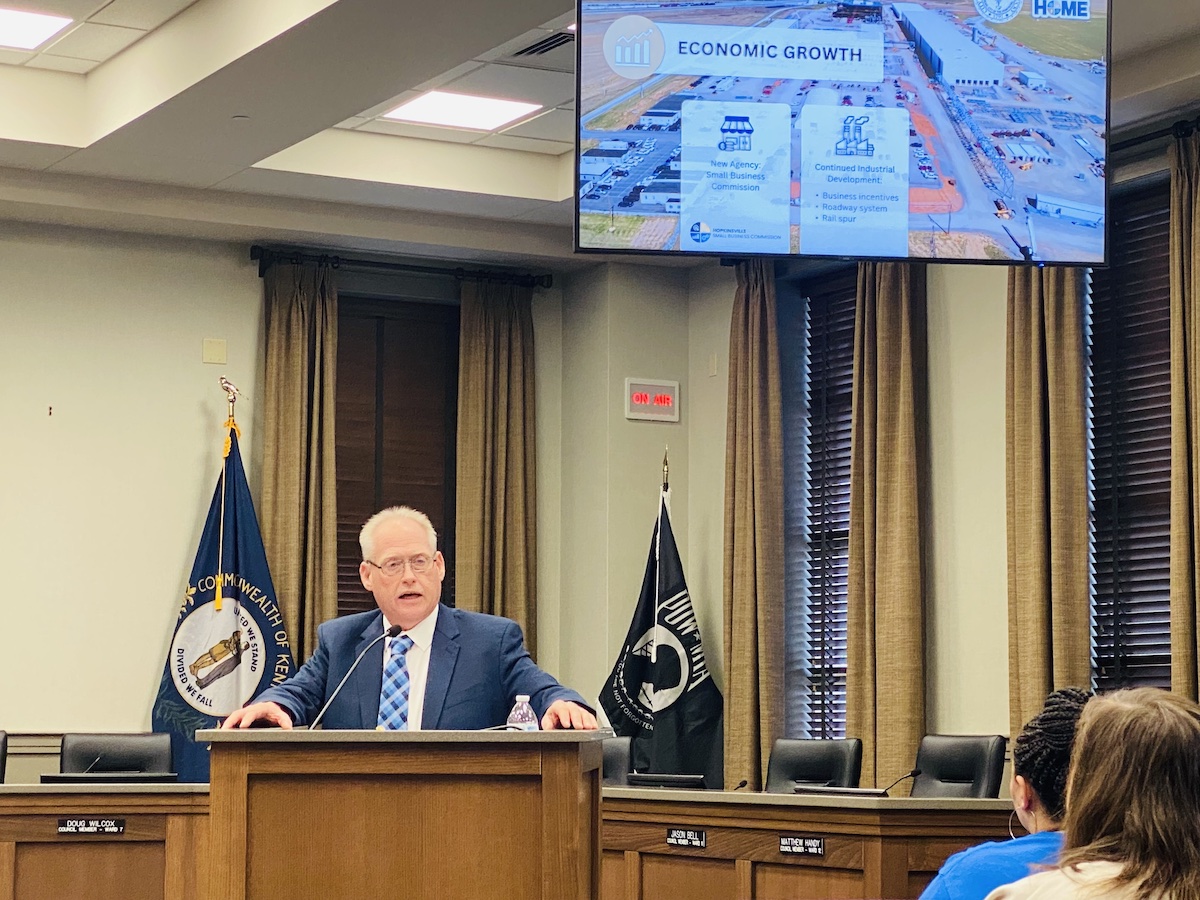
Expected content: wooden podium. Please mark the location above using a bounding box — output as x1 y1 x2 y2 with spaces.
200 729 604 900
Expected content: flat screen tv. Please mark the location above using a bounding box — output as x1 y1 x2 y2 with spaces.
574 0 1109 264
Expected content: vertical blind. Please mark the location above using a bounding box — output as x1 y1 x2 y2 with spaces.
1087 182 1172 690
780 267 857 738
335 297 460 617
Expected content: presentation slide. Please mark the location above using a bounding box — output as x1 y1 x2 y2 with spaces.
576 0 1109 264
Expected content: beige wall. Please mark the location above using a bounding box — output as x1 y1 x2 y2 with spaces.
555 262 695 707
925 265 1010 735
0 223 263 733
684 265 736 693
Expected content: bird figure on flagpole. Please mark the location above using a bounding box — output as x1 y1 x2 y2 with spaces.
218 376 243 401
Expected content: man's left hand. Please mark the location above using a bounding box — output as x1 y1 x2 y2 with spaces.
541 700 599 731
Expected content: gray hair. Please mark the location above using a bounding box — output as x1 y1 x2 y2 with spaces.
359 506 438 559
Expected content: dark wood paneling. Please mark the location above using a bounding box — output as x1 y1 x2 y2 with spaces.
336 298 460 616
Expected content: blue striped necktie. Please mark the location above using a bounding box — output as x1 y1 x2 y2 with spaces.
377 633 415 730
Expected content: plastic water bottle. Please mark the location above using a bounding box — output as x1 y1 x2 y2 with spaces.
506 694 539 731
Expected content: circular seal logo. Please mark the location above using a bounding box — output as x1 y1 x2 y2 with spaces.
603 15 665 80
974 0 1023 23
689 222 712 243
631 627 690 713
170 603 265 715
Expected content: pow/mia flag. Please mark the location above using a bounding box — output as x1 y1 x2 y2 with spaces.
151 428 295 781
601 490 723 786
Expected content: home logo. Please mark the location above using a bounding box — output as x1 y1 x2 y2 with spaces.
603 15 665 79
974 0 1023 23
1032 0 1090 18
689 221 712 243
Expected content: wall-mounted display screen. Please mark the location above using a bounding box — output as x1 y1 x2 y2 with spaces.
575 0 1109 264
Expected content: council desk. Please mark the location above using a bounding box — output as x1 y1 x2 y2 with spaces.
0 783 1010 900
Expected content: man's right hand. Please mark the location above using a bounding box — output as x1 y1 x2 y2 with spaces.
221 701 293 729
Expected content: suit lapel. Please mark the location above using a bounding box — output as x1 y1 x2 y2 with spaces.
423 605 460 729
352 613 387 729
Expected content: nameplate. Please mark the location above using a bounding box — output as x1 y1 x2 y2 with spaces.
779 834 824 856
58 817 126 835
666 827 706 848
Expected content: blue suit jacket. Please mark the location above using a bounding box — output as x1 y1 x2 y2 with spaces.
253 605 587 729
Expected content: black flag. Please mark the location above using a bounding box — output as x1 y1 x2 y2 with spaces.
601 490 723 785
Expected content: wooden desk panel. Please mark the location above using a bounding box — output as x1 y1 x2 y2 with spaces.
601 789 1012 900
204 729 604 900
0 787 209 900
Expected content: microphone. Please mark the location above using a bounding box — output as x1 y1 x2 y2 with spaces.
83 754 103 773
731 779 749 791
880 768 922 795
309 625 402 730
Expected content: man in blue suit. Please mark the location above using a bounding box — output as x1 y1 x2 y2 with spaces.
223 506 596 731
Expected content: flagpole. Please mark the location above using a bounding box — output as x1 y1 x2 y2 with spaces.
653 448 669 670
215 378 243 611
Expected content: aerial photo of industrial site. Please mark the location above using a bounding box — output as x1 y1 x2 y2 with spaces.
577 0 1108 263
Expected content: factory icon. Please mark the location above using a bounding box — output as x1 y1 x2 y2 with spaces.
835 115 875 157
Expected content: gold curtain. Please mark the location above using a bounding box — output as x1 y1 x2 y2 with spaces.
722 259 785 790
260 261 339 662
1170 132 1200 695
455 279 539 655
1004 266 1090 737
845 261 928 789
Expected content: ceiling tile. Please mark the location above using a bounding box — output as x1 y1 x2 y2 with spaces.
476 133 571 155
412 60 485 94
498 39 574 74
90 0 196 30
44 21 144 61
26 52 95 72
445 63 574 108
9 0 107 19
356 119 482 144
502 107 574 143
477 27 557 63
0 48 34 65
0 138 77 168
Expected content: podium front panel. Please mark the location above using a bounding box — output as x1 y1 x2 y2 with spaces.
202 730 603 900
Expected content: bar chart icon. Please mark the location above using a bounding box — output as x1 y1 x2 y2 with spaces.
604 15 664 78
614 29 653 67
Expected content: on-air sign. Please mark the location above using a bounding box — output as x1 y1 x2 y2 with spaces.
625 378 680 422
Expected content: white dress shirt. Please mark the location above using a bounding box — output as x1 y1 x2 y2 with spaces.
381 605 439 731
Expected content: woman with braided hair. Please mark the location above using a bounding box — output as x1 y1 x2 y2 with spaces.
986 688 1200 900
920 687 1092 900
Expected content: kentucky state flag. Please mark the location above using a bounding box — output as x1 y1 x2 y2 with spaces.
601 490 724 786
152 427 295 781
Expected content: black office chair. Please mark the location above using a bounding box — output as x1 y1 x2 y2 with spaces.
59 733 173 774
602 736 632 786
0 731 7 783
910 734 1007 798
764 738 863 793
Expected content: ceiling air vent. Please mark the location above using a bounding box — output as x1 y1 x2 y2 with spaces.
513 31 574 57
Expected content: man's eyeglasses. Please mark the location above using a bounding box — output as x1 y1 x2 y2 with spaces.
365 555 433 577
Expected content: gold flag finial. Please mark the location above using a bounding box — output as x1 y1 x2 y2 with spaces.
218 377 243 456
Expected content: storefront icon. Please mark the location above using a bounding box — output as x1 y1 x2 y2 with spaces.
718 116 754 152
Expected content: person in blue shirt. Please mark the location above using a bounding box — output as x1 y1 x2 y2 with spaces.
919 687 1093 900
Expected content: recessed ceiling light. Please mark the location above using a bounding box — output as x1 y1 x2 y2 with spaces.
0 7 71 50
567 23 577 31
382 91 542 132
